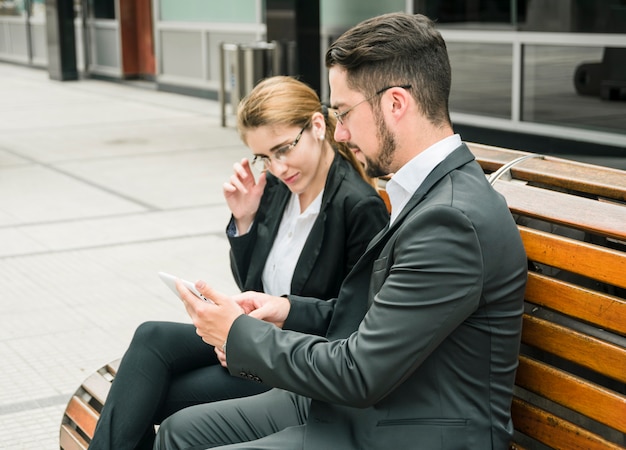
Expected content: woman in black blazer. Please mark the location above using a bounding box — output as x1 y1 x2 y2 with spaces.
89 76 389 450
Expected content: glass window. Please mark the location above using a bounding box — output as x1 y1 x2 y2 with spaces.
93 0 115 19
521 0 626 33
523 45 626 135
448 42 513 119
414 0 626 33
414 0 524 29
0 0 26 17
159 0 257 23
322 0 405 29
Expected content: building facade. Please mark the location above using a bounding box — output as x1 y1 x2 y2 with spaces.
1 0 625 157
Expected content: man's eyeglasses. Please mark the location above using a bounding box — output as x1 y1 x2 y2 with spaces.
251 121 309 170
334 84 412 125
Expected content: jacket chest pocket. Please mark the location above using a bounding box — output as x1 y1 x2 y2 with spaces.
369 256 389 299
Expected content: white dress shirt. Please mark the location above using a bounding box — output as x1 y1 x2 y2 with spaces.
386 134 462 225
262 190 323 296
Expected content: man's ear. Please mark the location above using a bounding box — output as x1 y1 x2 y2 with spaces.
388 86 411 115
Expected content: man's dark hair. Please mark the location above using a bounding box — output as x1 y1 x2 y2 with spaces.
325 13 452 127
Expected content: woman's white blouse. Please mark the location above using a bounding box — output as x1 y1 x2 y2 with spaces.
262 190 323 297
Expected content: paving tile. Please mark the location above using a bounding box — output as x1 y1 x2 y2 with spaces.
0 148 30 167
55 146 248 210
0 227 48 256
3 205 230 257
0 116 243 163
0 165 146 226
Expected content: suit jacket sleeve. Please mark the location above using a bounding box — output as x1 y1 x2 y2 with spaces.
227 217 257 292
227 204 484 407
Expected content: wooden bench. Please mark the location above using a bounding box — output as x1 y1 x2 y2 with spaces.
60 358 120 450
467 143 626 449
60 143 626 449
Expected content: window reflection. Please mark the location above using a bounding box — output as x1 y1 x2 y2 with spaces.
414 0 626 33
30 0 45 19
523 45 626 134
448 42 512 119
0 0 26 17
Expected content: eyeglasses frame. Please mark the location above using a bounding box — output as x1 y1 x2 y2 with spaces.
334 84 412 125
251 120 310 170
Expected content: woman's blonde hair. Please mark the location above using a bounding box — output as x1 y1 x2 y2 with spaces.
237 76 372 185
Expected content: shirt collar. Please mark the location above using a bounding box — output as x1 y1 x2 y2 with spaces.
286 189 324 219
386 134 462 224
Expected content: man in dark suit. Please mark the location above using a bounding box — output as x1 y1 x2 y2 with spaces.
156 12 528 450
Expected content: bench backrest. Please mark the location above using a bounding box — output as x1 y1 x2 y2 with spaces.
468 143 626 449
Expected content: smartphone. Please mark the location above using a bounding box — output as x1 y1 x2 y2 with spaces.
158 271 212 303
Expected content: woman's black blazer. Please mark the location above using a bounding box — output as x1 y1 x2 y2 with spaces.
227 152 388 301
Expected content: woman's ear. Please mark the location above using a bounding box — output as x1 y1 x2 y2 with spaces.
310 111 326 140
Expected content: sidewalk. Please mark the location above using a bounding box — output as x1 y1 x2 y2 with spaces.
0 62 243 449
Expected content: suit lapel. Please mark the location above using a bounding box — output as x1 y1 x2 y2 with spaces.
360 144 475 262
291 153 345 293
327 145 476 340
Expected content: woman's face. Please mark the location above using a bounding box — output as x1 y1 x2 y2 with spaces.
246 116 330 197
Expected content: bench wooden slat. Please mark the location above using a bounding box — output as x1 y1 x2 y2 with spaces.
377 188 391 213
59 423 89 450
521 314 626 383
108 358 121 376
60 358 121 450
520 226 626 290
525 272 626 336
470 143 626 202
496 181 626 241
515 356 626 434
81 371 113 406
508 443 527 450
64 395 99 439
511 397 625 450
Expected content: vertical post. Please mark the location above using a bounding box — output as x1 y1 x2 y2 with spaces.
45 0 78 80
219 42 227 127
295 0 320 94
266 0 321 95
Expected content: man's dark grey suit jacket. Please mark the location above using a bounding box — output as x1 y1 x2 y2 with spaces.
227 144 528 449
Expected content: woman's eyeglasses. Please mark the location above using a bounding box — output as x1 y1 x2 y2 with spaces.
251 121 309 170
334 84 412 125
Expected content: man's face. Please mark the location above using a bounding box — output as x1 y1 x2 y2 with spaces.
329 67 396 178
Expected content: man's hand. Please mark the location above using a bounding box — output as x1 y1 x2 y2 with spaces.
214 346 227 368
210 291 290 368
232 290 291 328
176 280 244 348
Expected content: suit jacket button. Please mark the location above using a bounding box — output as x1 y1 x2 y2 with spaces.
239 371 247 377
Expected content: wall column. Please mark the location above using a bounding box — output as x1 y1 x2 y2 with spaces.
45 0 78 80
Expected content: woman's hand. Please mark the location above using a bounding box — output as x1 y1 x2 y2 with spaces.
223 158 267 234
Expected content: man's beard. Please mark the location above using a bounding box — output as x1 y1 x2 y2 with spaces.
364 112 396 178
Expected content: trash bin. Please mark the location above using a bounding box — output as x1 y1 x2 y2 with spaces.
219 41 280 127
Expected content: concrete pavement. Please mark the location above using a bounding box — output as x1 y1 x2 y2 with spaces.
0 62 244 449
